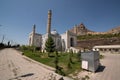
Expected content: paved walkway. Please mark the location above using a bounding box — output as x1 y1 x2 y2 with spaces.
77 53 120 80
0 48 71 80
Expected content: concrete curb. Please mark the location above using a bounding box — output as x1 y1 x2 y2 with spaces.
18 51 55 71
17 50 73 80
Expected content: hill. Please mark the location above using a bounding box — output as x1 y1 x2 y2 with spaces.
77 33 120 49
107 26 120 34
69 23 120 49
77 37 120 49
69 23 120 35
69 23 94 35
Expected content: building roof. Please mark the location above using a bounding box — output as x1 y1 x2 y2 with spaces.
51 30 59 35
93 45 120 49
35 33 42 36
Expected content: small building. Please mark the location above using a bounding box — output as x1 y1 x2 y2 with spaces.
81 51 100 72
93 45 120 54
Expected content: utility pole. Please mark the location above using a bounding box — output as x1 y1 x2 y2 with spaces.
1 35 5 43
0 24 4 43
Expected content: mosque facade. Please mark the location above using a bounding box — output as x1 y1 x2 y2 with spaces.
29 10 78 52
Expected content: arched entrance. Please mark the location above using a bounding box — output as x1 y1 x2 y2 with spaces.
70 37 74 47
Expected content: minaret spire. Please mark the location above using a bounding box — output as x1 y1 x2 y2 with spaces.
32 24 36 46
33 24 36 34
47 10 52 34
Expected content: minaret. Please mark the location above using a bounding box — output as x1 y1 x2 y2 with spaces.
47 10 52 34
33 24 36 34
32 24 36 46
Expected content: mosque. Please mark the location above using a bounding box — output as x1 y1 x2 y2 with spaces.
29 10 78 52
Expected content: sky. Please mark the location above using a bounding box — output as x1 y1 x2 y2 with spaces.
0 0 120 45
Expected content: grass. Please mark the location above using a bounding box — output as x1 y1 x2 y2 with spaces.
100 54 104 59
22 50 82 76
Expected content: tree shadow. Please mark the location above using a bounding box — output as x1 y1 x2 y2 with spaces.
96 65 105 73
9 73 34 80
49 55 55 57
20 73 34 77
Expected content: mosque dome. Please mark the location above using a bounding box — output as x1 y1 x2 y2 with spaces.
51 30 59 35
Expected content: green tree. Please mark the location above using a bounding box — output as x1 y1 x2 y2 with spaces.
77 52 81 62
67 50 73 69
45 36 55 56
69 50 73 63
67 62 72 69
54 51 59 73
54 51 65 76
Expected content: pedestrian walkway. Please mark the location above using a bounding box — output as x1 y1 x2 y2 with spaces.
0 48 72 80
77 53 120 80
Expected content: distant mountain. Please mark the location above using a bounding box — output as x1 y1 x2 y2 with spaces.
69 23 120 35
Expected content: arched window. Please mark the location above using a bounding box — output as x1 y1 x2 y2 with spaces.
70 37 74 47
36 39 39 44
56 39 62 51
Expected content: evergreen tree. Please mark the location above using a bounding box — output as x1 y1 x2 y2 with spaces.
54 51 65 76
54 51 59 73
77 52 81 62
67 62 72 69
69 50 73 63
45 36 55 56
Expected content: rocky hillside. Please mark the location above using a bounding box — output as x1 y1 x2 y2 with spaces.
107 26 120 34
69 23 120 35
77 37 120 49
69 23 120 49
69 23 94 35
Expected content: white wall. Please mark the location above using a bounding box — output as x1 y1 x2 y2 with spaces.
29 32 42 47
